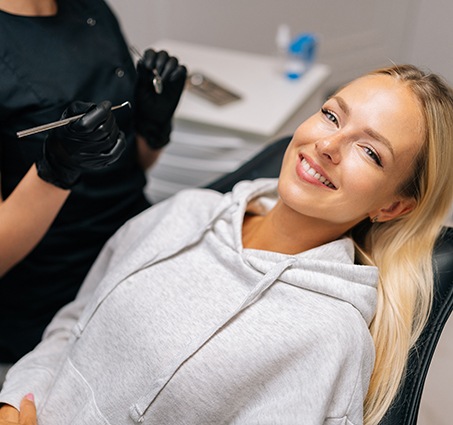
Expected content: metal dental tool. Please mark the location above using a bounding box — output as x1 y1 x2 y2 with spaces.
186 72 242 106
16 101 131 138
151 68 163 94
129 45 163 94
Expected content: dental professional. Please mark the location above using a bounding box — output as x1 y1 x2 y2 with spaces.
1 64 452 425
0 0 187 372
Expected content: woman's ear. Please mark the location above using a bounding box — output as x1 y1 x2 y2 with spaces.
370 197 416 223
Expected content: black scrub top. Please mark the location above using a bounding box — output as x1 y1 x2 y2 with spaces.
0 0 150 362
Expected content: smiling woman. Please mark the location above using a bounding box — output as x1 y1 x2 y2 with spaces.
0 64 452 425
277 71 424 242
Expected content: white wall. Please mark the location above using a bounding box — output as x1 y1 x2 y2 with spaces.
403 0 453 85
107 0 420 93
107 0 453 88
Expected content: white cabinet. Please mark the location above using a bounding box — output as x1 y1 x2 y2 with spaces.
145 40 330 202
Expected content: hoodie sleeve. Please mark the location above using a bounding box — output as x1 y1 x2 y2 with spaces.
0 194 184 410
0 187 225 410
0 229 122 410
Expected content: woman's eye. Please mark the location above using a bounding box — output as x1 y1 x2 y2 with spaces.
321 108 338 125
363 146 383 167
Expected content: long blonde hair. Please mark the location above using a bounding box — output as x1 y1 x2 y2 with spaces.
350 65 453 424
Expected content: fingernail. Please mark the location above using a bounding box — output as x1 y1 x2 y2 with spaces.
25 393 34 402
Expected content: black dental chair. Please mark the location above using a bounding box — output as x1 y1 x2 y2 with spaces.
207 136 453 425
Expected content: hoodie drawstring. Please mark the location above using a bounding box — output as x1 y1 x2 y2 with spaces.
73 199 236 339
129 257 296 423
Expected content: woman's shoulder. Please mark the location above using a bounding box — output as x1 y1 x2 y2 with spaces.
171 187 227 210
322 300 375 367
281 286 375 360
120 187 227 234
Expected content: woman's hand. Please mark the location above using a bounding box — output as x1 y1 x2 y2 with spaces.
0 394 36 425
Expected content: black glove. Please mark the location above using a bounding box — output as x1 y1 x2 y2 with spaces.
36 100 126 189
134 49 187 150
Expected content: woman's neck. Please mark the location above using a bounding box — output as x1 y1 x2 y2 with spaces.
0 0 57 16
242 200 354 255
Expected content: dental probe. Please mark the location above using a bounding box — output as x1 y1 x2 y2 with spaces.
16 101 131 138
129 45 163 95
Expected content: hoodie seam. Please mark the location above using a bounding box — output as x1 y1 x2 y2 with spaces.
344 334 368 420
324 416 357 425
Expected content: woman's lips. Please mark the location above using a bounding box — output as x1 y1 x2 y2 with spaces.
296 155 337 189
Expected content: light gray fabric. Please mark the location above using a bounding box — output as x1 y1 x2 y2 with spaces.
0 179 378 425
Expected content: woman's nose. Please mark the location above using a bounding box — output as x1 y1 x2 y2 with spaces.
315 135 342 164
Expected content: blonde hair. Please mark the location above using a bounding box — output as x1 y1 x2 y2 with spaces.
349 65 453 424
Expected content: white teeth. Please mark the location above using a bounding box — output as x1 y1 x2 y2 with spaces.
301 158 335 189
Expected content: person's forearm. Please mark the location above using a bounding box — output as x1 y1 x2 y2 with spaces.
136 134 163 170
0 164 70 276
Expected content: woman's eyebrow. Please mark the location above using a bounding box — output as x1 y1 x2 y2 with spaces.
331 95 350 115
332 95 395 159
364 128 395 158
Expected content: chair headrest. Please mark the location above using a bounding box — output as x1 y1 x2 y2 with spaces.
433 227 453 304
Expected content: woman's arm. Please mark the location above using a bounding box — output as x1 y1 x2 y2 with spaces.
0 164 70 277
0 219 122 410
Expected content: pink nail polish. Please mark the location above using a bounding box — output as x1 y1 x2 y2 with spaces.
25 393 34 402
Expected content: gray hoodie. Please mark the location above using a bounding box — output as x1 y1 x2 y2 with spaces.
0 179 378 425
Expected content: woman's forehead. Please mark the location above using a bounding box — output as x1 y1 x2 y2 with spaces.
336 75 425 155
338 75 423 124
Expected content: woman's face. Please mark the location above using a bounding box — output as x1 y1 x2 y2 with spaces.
278 74 425 228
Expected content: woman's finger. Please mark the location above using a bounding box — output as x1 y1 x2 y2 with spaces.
19 394 37 425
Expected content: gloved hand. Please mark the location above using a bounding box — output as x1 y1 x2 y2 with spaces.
134 49 187 150
36 100 126 189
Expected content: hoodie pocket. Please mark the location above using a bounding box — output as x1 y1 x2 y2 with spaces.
324 416 355 425
39 358 111 425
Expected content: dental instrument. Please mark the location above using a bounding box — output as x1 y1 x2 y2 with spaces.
129 45 163 94
16 101 131 138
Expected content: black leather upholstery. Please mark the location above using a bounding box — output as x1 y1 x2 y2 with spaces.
207 136 453 425
206 136 291 193
380 226 453 425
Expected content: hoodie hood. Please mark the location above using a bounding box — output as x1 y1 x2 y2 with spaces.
97 178 377 331
212 178 378 326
